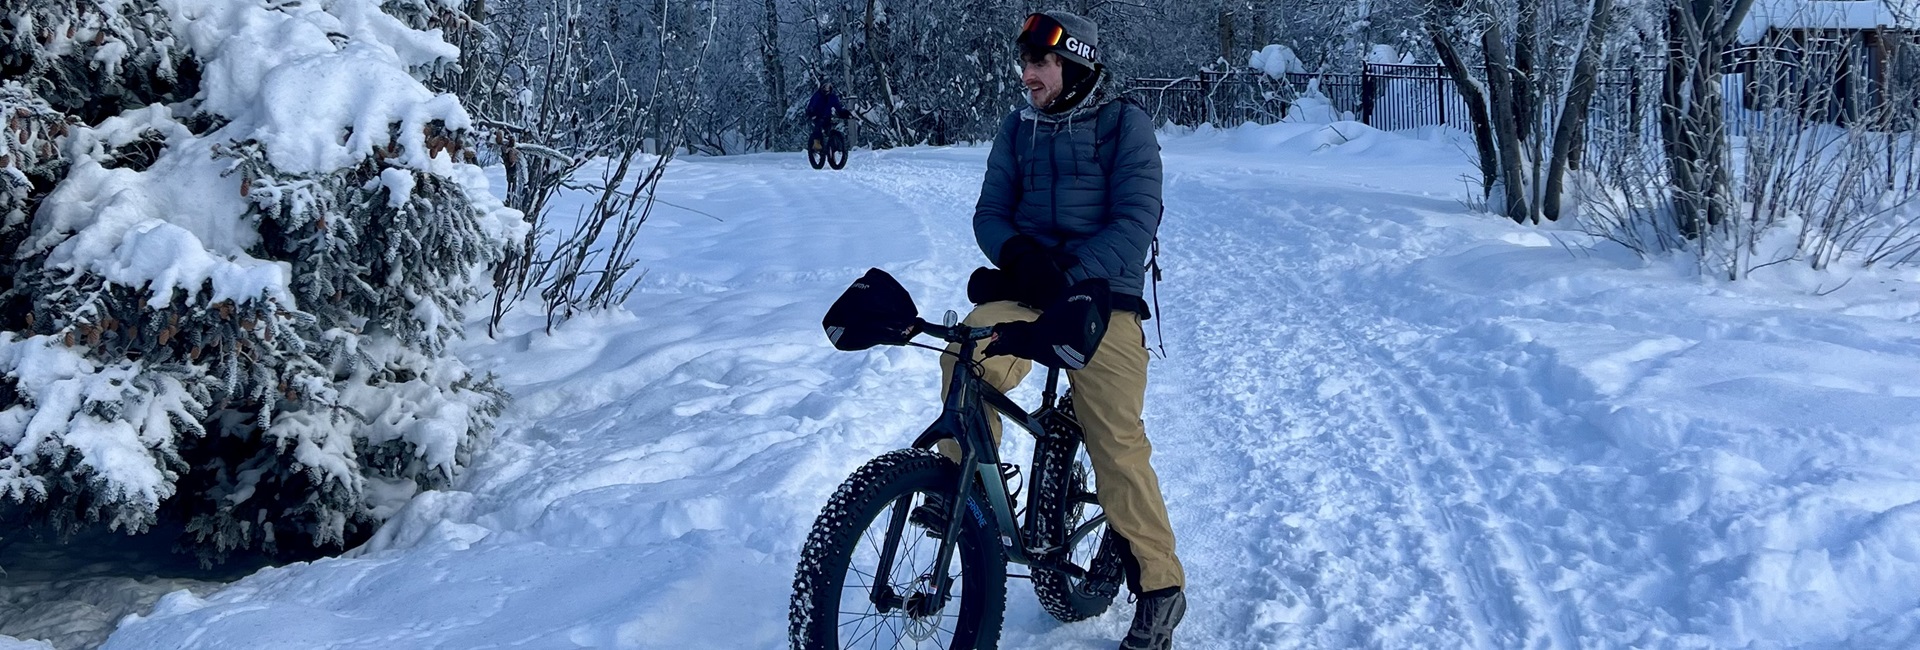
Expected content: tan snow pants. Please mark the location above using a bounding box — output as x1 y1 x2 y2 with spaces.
937 300 1185 593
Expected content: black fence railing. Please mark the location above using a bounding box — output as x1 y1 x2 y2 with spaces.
1124 64 1825 139
1127 65 1650 131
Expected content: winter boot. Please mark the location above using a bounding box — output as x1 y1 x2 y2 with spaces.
1118 588 1185 650
909 494 950 540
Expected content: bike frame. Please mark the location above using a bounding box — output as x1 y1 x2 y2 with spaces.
864 319 1110 616
808 119 845 146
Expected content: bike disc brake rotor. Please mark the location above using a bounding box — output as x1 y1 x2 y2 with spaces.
901 573 947 641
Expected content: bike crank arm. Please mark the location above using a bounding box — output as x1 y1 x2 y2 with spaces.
1026 554 1091 581
1065 512 1108 550
1018 511 1109 581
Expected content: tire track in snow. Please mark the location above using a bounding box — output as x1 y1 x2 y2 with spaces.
1153 163 1578 649
1318 276 1583 650
1153 192 1486 648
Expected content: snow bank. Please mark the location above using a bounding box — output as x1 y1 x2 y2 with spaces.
1194 119 1466 164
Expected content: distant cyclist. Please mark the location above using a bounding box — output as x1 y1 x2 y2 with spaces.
804 82 849 136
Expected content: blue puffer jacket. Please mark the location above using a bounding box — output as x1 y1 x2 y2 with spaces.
972 82 1162 308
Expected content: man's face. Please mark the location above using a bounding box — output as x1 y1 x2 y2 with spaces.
1022 53 1064 109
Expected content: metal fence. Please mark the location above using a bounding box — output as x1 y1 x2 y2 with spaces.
1123 64 1728 139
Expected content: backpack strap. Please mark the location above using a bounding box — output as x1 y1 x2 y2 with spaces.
1093 96 1168 358
1092 96 1140 176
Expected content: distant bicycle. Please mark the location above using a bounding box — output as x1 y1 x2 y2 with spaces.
790 269 1124 649
808 116 850 171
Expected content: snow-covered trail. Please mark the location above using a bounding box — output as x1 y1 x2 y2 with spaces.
51 122 1920 650
1140 151 1575 648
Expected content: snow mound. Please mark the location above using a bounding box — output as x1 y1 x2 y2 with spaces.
1248 44 1305 78
1201 120 1462 164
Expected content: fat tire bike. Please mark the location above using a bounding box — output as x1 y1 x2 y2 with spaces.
808 121 850 170
789 311 1127 649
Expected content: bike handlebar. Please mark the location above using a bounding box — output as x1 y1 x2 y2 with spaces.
913 318 996 344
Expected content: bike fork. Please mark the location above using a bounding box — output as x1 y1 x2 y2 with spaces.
926 455 977 609
868 492 915 613
866 455 976 615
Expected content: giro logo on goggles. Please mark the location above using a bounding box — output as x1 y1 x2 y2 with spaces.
1063 36 1097 63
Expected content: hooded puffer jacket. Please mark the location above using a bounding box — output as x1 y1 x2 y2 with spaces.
972 84 1161 309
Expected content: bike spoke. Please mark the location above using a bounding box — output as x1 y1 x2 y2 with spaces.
877 616 904 650
848 620 886 650
881 616 905 650
840 614 887 647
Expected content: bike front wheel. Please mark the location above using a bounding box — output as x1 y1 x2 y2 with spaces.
790 448 1006 650
826 131 849 170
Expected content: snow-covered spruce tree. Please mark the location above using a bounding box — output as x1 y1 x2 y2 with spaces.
0 0 522 561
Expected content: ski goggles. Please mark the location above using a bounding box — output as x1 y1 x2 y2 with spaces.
1017 13 1098 68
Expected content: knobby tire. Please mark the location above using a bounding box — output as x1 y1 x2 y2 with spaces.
1027 393 1125 622
790 449 1006 650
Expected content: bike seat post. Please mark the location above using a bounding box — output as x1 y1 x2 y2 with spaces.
1040 366 1061 410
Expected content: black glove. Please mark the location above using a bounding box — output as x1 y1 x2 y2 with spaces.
983 279 1112 369
967 266 1013 304
998 235 1079 307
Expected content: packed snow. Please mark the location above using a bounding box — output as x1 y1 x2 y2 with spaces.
10 116 1920 648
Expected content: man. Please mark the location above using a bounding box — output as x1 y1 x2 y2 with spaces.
803 82 846 141
942 10 1186 650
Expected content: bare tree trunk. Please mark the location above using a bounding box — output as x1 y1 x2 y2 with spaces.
864 0 901 145
1543 0 1615 222
1251 2 1270 54
838 1 851 90
1514 0 1544 222
1661 0 1758 240
1482 10 1533 222
1513 0 1539 146
1429 20 1500 197
1218 8 1235 66
760 0 787 150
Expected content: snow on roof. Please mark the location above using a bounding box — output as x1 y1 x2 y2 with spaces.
1740 1 1911 42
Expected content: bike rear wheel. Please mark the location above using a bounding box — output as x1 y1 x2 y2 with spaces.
790 449 1006 650
827 131 849 170
1027 393 1126 623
